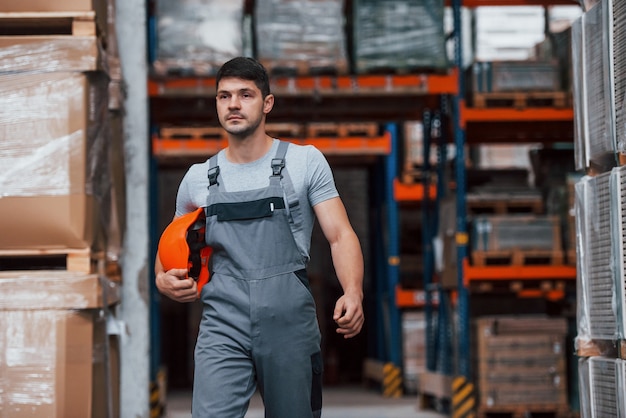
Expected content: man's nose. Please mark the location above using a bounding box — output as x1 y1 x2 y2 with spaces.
228 96 241 108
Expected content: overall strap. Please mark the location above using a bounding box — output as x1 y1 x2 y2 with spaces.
207 154 221 189
272 141 304 234
205 154 221 215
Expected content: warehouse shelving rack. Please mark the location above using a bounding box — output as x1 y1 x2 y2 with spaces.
414 0 581 414
147 0 580 410
147 63 459 394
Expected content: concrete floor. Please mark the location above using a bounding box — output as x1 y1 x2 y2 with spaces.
164 385 447 418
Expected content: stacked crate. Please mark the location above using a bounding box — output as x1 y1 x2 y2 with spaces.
474 316 569 416
0 1 123 416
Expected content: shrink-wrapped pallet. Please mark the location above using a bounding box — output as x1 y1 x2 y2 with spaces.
154 0 245 75
352 0 448 73
254 0 348 75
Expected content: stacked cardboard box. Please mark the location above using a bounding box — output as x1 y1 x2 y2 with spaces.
474 316 568 414
401 311 427 394
0 1 124 416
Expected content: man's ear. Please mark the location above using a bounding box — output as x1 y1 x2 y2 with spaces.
263 94 275 114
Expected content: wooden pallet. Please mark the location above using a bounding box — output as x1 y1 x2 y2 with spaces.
260 58 349 77
400 169 430 185
0 248 109 276
0 11 97 36
467 198 544 215
471 249 564 267
470 278 570 296
576 338 626 359
265 122 304 139
305 122 379 138
159 126 226 140
472 90 569 109
477 405 571 418
151 59 219 77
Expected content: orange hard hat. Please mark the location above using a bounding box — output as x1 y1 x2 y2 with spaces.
158 207 212 295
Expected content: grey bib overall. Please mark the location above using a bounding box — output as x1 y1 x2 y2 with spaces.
192 141 323 418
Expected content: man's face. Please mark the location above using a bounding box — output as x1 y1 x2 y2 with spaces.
216 77 273 138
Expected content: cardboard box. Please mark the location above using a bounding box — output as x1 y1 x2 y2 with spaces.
0 37 101 73
0 0 110 48
0 310 95 418
0 72 110 250
0 271 120 310
0 0 96 11
0 269 120 417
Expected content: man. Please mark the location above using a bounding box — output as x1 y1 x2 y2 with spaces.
155 56 364 417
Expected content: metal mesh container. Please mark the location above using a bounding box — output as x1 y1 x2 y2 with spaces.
352 0 448 73
576 173 619 341
588 357 620 417
571 17 587 171
584 1 615 169
610 166 626 340
610 0 626 155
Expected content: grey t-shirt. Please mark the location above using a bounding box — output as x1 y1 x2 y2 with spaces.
175 139 339 260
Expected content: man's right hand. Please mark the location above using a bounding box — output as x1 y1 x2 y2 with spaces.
155 268 199 302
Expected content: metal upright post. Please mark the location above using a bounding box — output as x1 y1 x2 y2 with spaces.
452 0 470 380
422 110 437 372
384 122 402 368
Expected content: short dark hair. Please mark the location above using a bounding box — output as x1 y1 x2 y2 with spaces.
216 57 271 98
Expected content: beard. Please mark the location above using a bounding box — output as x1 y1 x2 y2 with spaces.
222 112 263 139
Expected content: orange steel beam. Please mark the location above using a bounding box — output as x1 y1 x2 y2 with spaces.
461 105 574 126
396 285 440 308
462 259 576 286
152 132 391 156
517 289 566 301
448 0 579 5
394 179 437 202
149 72 458 97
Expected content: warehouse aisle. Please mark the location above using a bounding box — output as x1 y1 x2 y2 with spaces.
165 385 447 418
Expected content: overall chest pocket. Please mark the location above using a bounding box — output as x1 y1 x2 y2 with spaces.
207 196 285 221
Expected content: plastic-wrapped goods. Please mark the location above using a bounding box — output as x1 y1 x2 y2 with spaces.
0 72 111 251
154 0 245 75
579 0 601 11
254 0 348 75
575 172 620 345
0 305 118 418
0 37 102 73
471 215 560 253
470 61 560 93
352 0 448 74
0 0 112 74
0 0 96 11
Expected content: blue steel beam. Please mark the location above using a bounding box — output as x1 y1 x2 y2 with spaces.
384 122 402 367
452 0 470 379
